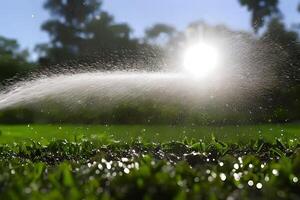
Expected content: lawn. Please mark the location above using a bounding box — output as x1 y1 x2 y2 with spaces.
0 123 299 200
0 123 299 144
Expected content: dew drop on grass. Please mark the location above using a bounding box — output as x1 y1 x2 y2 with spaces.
265 175 270 182
106 163 112 170
272 169 279 176
238 157 243 164
233 173 241 181
248 180 254 186
293 176 298 183
124 168 130 174
256 183 263 189
211 172 217 178
117 161 123 167
234 163 239 169
134 162 139 169
98 164 103 170
220 173 226 181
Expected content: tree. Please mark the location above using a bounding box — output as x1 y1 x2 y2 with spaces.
37 0 138 66
80 11 141 60
256 18 300 121
36 0 100 64
0 36 31 83
144 24 176 45
239 0 279 33
262 18 300 84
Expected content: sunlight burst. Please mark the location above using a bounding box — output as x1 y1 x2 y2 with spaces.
183 42 219 78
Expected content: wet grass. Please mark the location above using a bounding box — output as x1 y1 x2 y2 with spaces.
0 123 299 144
0 124 299 199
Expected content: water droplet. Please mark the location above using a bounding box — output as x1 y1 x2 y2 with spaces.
124 168 130 174
238 157 243 164
233 173 241 181
265 175 270 182
248 180 254 186
256 183 263 189
293 176 298 183
97 163 103 170
219 173 226 181
272 169 279 176
106 163 111 170
234 163 239 169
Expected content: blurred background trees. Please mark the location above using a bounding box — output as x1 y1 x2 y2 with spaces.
144 24 176 45
0 36 32 84
0 0 300 124
36 0 139 66
239 0 280 33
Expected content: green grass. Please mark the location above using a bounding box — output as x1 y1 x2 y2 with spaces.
0 123 299 199
0 123 299 144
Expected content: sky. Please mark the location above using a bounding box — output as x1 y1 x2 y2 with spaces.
0 0 299 59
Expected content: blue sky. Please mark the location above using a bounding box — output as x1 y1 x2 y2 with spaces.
0 0 299 57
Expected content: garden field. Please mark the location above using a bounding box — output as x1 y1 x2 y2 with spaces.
0 123 299 199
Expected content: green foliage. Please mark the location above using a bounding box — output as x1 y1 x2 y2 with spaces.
37 0 139 66
259 18 300 121
239 0 279 32
144 24 176 44
0 36 33 83
262 18 300 82
0 137 300 199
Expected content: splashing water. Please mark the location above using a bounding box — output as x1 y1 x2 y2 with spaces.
0 70 271 112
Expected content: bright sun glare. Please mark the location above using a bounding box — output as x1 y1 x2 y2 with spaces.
183 42 219 78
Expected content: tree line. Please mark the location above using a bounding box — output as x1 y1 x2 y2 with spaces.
0 0 286 80
0 0 299 123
